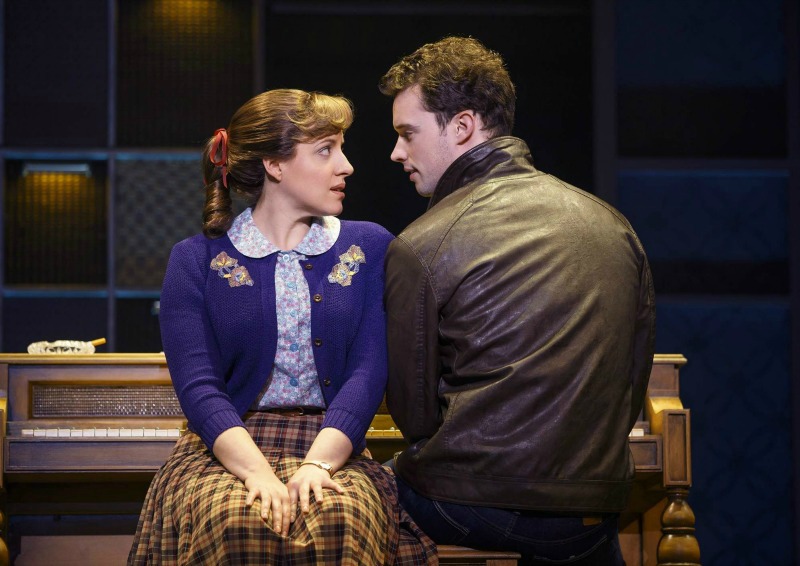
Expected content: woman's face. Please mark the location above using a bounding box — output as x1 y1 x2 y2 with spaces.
273 132 354 218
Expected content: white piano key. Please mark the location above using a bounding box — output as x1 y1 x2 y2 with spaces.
167 429 181 437
58 428 70 437
21 429 34 437
120 429 132 437
45 429 58 437
131 429 144 437
143 428 156 437
629 428 645 437
155 429 169 437
106 428 119 437
34 429 46 437
82 429 95 437
70 429 83 437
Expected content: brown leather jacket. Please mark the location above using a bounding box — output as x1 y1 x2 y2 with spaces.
384 137 655 513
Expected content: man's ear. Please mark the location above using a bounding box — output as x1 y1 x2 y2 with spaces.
452 110 478 145
263 158 282 182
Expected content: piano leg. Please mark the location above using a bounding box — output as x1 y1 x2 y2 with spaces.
657 487 700 566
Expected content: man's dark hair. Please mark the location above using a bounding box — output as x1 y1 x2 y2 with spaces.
379 36 516 137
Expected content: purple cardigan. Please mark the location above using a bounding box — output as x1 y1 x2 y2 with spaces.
159 220 393 454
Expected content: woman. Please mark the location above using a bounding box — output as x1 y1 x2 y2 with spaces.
129 89 437 564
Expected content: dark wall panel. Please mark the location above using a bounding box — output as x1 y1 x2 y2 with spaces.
3 0 109 147
117 0 254 147
116 298 162 353
656 301 792 565
2 297 108 353
617 0 786 158
616 2 793 564
618 86 786 158
263 7 592 236
618 170 789 295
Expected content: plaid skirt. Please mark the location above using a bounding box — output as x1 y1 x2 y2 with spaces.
128 412 437 565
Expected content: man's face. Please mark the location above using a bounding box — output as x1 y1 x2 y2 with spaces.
390 85 457 197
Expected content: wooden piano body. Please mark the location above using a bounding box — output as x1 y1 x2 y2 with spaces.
0 354 699 566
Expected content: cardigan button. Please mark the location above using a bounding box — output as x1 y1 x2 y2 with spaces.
313 294 322 302
313 338 323 347
305 263 313 270
323 378 331 386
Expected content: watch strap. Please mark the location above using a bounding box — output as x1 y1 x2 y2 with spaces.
299 460 333 477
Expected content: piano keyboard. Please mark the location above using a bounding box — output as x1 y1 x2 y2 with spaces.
22 427 183 438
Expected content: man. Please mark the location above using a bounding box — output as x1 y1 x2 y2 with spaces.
380 37 655 565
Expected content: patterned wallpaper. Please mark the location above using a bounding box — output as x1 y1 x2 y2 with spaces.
115 157 205 289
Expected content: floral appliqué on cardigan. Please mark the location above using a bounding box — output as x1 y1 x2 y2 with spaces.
328 245 366 287
210 251 254 287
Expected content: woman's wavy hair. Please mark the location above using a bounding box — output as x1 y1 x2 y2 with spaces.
379 36 515 137
202 89 354 238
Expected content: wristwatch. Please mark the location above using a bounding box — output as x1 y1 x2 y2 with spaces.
299 460 333 477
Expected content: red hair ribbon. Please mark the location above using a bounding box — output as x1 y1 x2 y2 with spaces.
209 128 229 188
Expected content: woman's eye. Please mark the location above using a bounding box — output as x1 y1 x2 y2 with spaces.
319 146 331 155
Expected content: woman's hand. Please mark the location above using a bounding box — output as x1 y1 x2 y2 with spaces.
286 463 344 518
212 426 295 535
244 468 293 535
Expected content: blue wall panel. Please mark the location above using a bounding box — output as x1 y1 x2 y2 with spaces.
618 170 788 262
656 301 792 565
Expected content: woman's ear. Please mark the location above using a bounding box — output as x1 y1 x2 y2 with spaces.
263 158 282 182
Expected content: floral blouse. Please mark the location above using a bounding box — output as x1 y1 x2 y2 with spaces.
228 208 340 409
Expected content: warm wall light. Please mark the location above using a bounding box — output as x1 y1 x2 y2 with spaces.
21 163 92 177
152 0 220 29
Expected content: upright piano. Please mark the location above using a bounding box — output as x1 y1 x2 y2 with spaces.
0 354 699 566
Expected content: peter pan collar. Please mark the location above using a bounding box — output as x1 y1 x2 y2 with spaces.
227 207 340 258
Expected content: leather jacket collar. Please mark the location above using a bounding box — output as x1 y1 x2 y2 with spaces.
428 136 536 209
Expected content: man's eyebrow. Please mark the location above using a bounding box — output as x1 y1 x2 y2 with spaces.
394 123 415 132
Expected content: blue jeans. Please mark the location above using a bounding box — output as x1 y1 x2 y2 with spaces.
395 475 625 566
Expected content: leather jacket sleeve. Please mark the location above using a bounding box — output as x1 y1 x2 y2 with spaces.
384 236 442 443
628 244 656 430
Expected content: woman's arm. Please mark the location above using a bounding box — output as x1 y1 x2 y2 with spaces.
162 241 289 533
160 240 245 449
285 427 350 514
317 227 393 450
288 225 394 512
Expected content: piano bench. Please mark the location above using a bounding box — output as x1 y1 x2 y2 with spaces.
437 545 521 565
